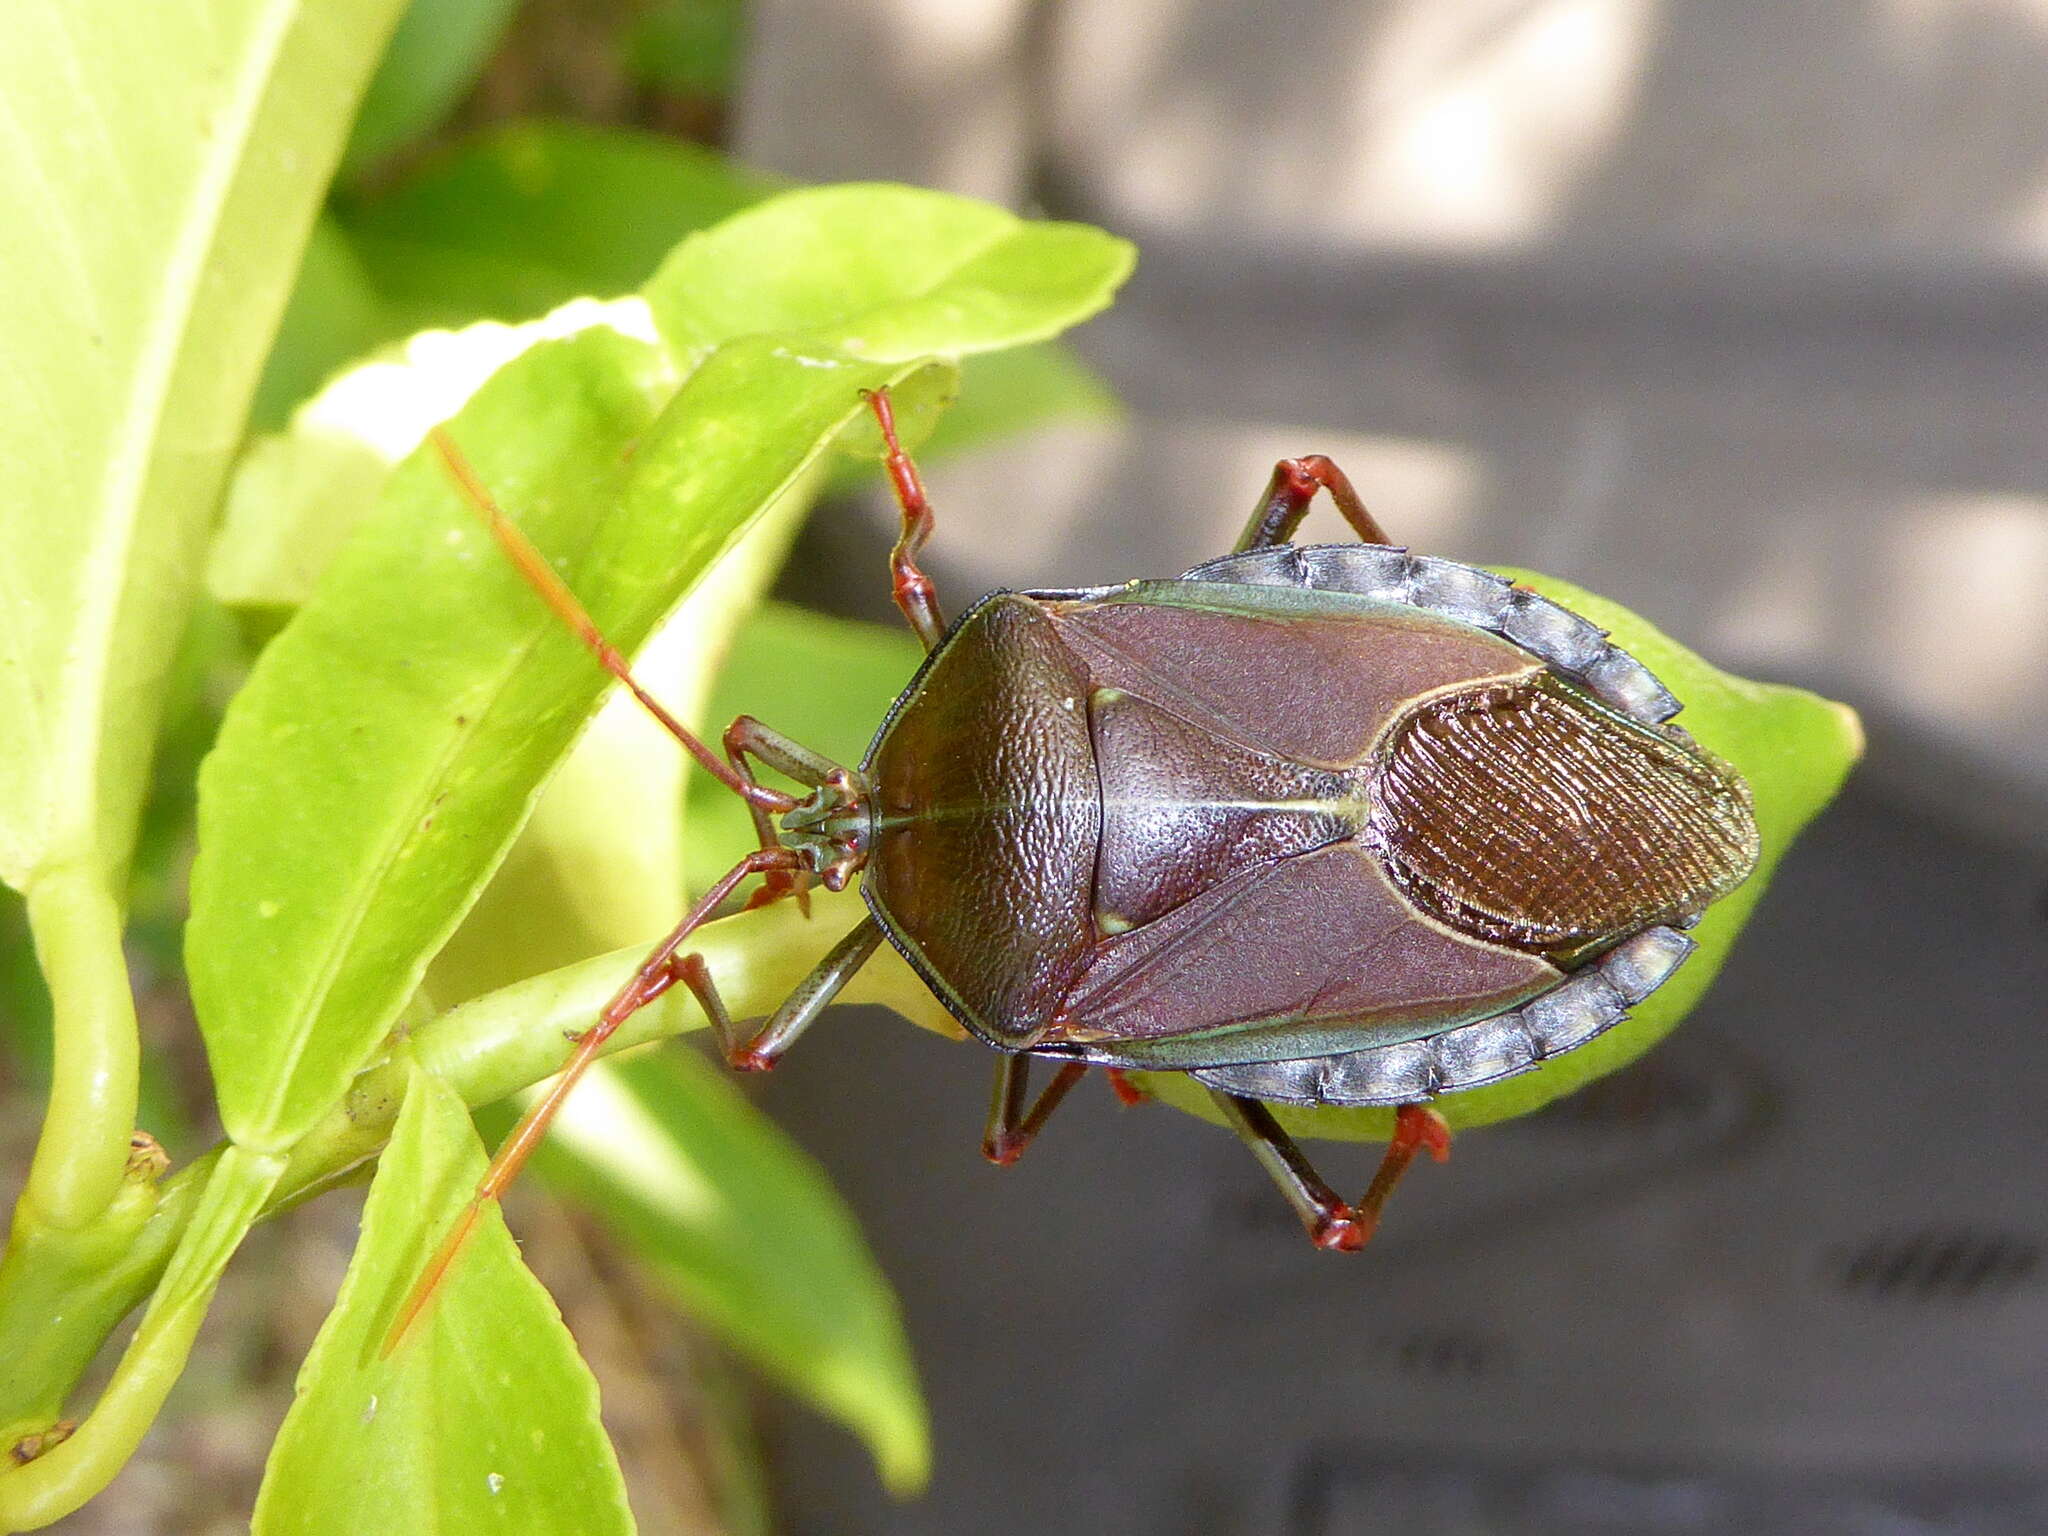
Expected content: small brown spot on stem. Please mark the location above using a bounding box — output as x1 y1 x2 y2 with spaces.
126 1130 170 1182
10 1421 76 1466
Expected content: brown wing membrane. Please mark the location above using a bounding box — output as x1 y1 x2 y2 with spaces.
1369 673 1760 953
1049 593 1540 769
1046 842 1559 1058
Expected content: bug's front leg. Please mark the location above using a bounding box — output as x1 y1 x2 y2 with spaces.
1211 1091 1449 1251
1233 455 1391 553
383 845 802 1352
862 387 946 651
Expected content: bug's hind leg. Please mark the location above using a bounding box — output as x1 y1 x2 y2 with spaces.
1233 456 1391 553
863 387 947 651
1211 1091 1450 1251
1357 1103 1452 1232
1212 1090 1366 1249
982 1055 1090 1165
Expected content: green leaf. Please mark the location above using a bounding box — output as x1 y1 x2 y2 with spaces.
215 298 670 614
341 0 522 179
0 0 405 895
644 183 1137 366
534 1050 928 1494
254 1069 631 1536
339 120 786 331
190 323 953 1152
250 215 399 434
1138 572 1864 1140
626 0 748 98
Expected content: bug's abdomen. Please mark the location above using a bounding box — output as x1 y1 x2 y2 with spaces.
1369 673 1759 954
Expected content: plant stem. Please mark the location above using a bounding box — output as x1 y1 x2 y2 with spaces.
0 1147 283 1532
17 865 139 1233
0 891 952 1497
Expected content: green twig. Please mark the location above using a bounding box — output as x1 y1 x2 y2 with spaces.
17 865 140 1233
0 1147 283 1532
0 891 949 1517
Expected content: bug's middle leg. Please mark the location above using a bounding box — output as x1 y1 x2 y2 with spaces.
982 1055 1090 1165
1233 455 1391 553
1211 1090 1450 1251
687 914 886 1071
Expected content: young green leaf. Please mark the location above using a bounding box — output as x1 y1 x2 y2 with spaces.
644 183 1137 366
189 328 955 1153
215 298 670 614
533 1050 929 1495
254 1069 631 1536
1138 571 1864 1140
190 323 666 1153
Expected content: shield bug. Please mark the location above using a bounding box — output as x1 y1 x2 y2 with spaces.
391 388 1759 1340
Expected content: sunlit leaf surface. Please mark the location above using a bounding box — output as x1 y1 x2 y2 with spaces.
644 183 1136 365
0 0 404 891
254 1069 631 1535
537 1050 929 1493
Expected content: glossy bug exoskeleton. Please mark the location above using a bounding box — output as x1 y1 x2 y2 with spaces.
392 390 1759 1341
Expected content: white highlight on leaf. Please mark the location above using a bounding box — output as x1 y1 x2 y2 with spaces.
544 1063 725 1226
303 297 661 464
211 296 670 612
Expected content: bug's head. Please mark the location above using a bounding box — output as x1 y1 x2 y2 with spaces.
778 769 874 891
